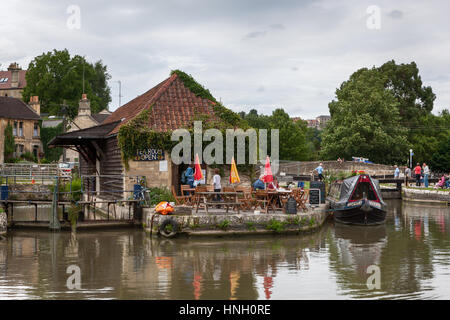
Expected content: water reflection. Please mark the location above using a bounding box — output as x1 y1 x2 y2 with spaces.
0 200 449 299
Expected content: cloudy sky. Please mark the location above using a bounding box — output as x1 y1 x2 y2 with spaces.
1 0 449 118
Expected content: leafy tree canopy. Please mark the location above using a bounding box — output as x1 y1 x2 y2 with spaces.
321 66 410 164
22 49 111 118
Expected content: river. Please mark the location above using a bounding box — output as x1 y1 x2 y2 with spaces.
0 199 449 300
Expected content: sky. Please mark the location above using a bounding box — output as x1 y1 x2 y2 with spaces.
1 0 449 118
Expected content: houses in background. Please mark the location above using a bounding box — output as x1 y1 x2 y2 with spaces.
293 115 331 130
0 63 27 99
0 96 43 163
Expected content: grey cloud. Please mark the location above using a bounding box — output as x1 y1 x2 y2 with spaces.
244 31 267 39
387 10 403 19
269 23 285 30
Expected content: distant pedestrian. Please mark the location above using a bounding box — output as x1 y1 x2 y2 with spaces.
423 163 430 188
414 163 422 187
394 165 400 178
314 163 324 181
212 168 222 201
405 167 411 187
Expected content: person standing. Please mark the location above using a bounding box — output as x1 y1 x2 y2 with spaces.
394 165 400 178
185 164 195 188
212 168 222 201
405 166 411 187
414 163 422 187
423 163 430 188
314 163 324 181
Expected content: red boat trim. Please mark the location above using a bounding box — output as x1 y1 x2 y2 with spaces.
348 175 380 203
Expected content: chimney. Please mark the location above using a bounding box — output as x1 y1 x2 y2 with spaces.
78 93 91 116
8 62 21 88
29 96 40 115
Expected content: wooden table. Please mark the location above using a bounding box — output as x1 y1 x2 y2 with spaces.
195 192 241 214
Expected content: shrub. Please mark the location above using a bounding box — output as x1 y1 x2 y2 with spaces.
148 187 175 206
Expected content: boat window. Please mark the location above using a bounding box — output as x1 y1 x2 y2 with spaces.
350 182 377 201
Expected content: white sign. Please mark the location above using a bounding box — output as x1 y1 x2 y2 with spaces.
159 160 168 172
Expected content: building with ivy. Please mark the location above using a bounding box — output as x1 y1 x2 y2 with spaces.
49 70 245 200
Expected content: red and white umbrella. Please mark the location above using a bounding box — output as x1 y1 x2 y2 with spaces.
262 155 273 183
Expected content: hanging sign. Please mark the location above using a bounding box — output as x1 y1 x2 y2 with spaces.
134 149 165 161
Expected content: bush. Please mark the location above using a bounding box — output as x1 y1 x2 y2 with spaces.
147 187 175 206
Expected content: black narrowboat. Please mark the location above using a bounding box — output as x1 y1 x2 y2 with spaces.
327 174 387 225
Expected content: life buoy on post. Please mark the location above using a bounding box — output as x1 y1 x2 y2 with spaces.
159 218 180 238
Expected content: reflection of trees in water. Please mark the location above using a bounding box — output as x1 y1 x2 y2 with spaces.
328 200 450 298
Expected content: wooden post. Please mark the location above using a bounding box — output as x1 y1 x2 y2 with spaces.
49 176 61 230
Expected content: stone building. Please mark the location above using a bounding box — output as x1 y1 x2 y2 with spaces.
63 93 111 163
0 63 27 99
49 72 220 200
0 96 42 163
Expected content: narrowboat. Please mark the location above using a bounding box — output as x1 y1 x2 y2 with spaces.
327 174 387 225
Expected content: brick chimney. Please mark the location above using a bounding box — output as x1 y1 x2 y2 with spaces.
78 93 91 116
8 62 21 88
29 96 40 115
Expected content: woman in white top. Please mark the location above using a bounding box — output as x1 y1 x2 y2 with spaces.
212 168 221 201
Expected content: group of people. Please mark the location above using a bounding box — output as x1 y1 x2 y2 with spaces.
252 175 279 190
401 162 449 189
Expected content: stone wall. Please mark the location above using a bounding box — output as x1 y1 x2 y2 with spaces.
143 205 329 237
403 187 450 203
276 160 396 176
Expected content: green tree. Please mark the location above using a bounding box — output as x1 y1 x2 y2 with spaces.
22 49 111 118
269 109 308 161
321 67 410 164
429 134 450 173
40 122 64 162
305 126 322 161
3 122 15 161
239 108 309 161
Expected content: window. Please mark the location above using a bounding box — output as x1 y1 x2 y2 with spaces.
13 121 17 136
34 123 39 137
33 145 39 158
19 122 23 136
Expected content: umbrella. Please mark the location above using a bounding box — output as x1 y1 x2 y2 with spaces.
262 155 273 183
193 153 204 181
229 156 241 184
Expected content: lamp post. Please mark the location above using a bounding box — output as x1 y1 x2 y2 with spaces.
116 80 122 108
409 149 413 169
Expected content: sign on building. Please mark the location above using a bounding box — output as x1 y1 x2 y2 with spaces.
134 149 165 161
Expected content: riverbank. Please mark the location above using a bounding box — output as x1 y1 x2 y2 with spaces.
402 187 450 205
143 204 330 238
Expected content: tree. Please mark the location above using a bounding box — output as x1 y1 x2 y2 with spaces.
22 49 111 118
3 122 15 161
40 123 64 162
429 134 450 173
321 67 410 164
305 127 322 161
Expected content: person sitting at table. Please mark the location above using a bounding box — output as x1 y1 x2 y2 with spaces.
267 177 279 190
253 175 266 190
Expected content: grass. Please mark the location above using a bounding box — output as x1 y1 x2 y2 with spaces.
405 186 449 192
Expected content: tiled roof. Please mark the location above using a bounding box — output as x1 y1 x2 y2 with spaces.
92 113 110 124
103 73 217 134
0 70 27 89
48 120 122 148
0 96 40 120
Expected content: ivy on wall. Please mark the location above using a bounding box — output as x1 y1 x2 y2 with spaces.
117 70 252 169
3 122 15 161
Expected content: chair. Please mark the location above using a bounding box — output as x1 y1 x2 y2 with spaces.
236 186 255 211
180 185 193 205
171 186 189 205
253 190 271 213
223 186 235 192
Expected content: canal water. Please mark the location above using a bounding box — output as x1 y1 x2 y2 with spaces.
1 199 449 300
